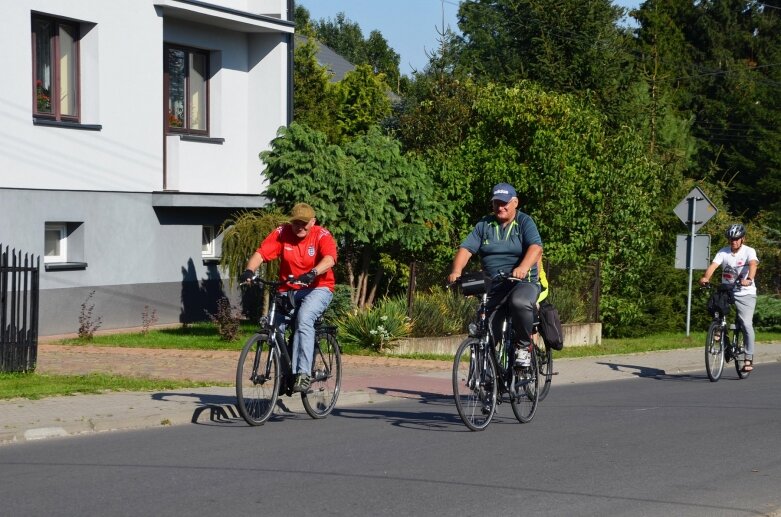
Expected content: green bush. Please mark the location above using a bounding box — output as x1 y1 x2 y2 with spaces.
548 286 587 324
336 298 411 352
755 294 781 331
409 288 477 337
323 284 354 322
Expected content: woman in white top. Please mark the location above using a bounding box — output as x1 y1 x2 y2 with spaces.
699 224 759 372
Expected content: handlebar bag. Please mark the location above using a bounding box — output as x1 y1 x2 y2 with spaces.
707 286 734 317
460 271 492 296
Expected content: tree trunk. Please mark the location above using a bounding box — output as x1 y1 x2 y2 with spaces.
345 260 358 307
406 260 417 319
366 267 383 308
357 248 372 308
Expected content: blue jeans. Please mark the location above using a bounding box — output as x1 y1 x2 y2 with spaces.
274 287 333 375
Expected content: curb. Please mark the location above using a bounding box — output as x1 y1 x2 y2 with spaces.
0 387 398 446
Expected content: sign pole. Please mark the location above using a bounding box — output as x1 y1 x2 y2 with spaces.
685 195 700 336
673 186 717 336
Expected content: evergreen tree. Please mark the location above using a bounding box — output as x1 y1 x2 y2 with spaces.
456 0 633 112
313 12 402 93
293 23 340 142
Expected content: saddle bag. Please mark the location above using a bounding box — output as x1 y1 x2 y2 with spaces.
538 300 564 351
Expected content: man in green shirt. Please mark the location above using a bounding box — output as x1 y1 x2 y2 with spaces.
448 183 543 366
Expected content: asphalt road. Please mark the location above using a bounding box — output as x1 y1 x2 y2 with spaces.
1 363 779 516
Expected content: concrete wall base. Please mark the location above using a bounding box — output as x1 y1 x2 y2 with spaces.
385 322 602 355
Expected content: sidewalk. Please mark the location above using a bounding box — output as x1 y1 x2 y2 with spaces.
2 342 780 445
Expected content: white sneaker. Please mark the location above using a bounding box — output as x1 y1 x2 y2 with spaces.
515 348 531 367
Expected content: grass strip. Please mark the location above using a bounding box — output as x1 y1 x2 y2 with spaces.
0 372 218 400
51 324 781 359
392 331 781 361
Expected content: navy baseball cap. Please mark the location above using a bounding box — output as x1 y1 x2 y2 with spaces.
491 183 516 203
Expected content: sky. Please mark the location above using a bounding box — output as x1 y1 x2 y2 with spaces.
299 0 642 76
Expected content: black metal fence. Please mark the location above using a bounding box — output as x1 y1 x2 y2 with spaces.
0 243 40 373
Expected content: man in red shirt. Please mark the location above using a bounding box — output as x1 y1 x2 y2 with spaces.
241 203 337 392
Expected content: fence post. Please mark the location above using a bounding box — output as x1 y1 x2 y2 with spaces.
0 242 40 373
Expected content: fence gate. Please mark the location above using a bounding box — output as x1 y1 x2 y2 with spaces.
0 243 40 373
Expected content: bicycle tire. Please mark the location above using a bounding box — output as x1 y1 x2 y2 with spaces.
236 333 280 425
535 337 553 402
511 343 539 423
453 338 496 431
302 332 342 418
705 321 724 382
733 327 751 379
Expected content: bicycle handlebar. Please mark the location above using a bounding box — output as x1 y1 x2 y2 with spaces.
699 280 742 292
245 274 311 289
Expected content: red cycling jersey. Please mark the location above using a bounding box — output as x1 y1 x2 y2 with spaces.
257 224 337 291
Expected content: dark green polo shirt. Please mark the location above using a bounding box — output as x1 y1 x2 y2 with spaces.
460 212 542 280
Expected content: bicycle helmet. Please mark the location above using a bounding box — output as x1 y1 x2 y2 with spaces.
725 223 746 240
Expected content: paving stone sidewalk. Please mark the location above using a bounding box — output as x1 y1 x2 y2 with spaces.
2 342 779 446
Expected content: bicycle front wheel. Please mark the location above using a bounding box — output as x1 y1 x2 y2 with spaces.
733 327 751 379
705 322 724 382
236 333 280 425
302 332 342 418
535 337 553 402
511 344 539 423
453 338 496 431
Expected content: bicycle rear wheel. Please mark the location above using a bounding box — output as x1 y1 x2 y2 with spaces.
535 337 553 402
302 332 342 418
733 327 751 379
453 338 496 431
511 344 539 423
705 322 724 382
236 333 280 425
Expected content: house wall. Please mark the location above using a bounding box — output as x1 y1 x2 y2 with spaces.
1 0 163 192
162 18 288 194
0 188 239 335
0 0 292 336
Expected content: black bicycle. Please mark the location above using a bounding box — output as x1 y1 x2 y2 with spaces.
703 283 751 382
451 272 539 431
235 276 342 425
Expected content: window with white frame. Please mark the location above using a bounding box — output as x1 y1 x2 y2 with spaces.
44 223 68 263
202 225 216 257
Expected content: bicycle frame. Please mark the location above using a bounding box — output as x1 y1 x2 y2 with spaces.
256 282 336 391
452 274 540 430
704 282 751 382
236 275 342 425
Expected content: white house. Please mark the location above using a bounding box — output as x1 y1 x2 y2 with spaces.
0 0 294 335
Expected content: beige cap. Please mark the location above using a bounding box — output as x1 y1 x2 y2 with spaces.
289 203 315 223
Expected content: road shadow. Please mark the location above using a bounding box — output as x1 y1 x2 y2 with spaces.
595 362 704 382
367 386 453 406
332 403 467 432
333 387 526 432
151 391 310 427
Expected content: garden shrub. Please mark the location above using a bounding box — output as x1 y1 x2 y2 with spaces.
755 295 781 331
410 288 476 337
207 297 241 341
336 298 411 352
323 284 354 322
